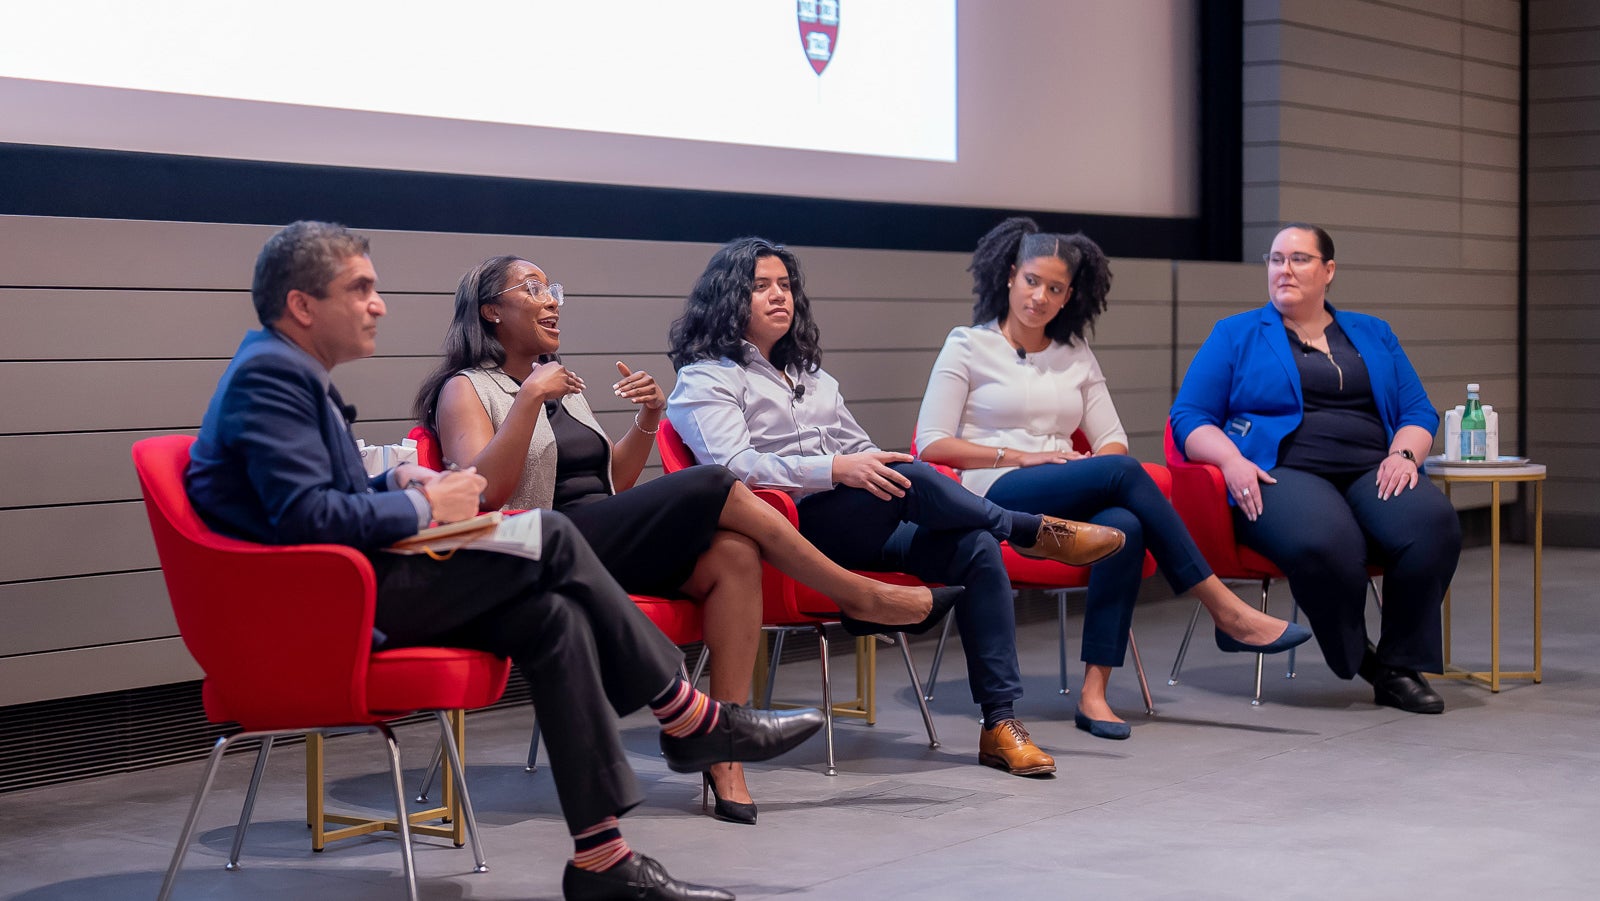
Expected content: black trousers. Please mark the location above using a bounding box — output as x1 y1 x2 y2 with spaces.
1235 464 1460 679
368 511 683 833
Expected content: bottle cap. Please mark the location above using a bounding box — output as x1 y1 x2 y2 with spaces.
1467 383 1480 392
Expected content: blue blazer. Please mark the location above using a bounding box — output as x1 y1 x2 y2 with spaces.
1170 302 1439 475
186 329 419 548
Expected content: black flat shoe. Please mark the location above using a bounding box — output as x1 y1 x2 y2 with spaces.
835 585 964 637
660 704 824 774
702 772 757 825
1370 665 1444 714
562 855 734 901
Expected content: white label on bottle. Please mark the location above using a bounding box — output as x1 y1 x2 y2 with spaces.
1461 429 1486 460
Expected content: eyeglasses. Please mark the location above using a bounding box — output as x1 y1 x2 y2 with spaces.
1262 252 1325 269
494 278 564 306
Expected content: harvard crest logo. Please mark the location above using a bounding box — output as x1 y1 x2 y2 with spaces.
797 0 839 76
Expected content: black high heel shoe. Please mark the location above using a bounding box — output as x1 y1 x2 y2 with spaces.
835 585 964 637
702 772 757 825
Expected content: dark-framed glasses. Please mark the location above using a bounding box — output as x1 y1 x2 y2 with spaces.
1262 252 1324 268
495 278 564 306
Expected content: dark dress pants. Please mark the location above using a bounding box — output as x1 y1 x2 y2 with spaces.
368 511 684 833
796 461 1023 706
985 454 1213 667
1234 465 1460 679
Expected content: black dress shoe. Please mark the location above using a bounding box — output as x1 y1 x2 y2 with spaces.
660 704 825 774
563 855 734 901
1370 665 1444 714
835 586 964 637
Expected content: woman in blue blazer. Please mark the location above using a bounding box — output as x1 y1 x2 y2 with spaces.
1170 223 1461 714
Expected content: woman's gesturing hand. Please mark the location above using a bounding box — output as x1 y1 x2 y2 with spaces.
832 451 915 500
613 361 666 410
1221 457 1276 521
524 360 585 402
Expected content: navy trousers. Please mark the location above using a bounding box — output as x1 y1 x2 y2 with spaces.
1234 464 1460 679
987 454 1212 667
796 461 1025 707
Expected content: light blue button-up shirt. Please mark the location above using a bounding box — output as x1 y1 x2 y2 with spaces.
668 343 877 499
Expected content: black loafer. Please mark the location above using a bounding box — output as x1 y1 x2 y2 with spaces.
1371 665 1444 714
660 704 825 774
835 585 964 637
563 855 734 901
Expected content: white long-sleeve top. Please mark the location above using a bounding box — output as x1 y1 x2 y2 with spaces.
914 321 1128 497
668 342 878 499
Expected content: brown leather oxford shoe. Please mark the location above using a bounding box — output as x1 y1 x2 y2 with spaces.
1014 516 1126 567
978 719 1056 776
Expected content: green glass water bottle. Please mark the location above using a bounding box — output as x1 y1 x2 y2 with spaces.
1461 383 1487 461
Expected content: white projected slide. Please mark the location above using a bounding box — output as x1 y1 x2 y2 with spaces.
0 0 955 162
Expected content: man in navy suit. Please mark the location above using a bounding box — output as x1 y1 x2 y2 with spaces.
188 221 821 901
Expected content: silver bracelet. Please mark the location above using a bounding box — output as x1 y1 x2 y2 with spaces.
992 446 1006 468
633 412 661 435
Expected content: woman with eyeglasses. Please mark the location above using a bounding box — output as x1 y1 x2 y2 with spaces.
414 256 955 823
914 218 1312 740
1170 223 1461 714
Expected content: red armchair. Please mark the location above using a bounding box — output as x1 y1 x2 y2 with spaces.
912 432 1162 714
1162 422 1381 704
657 419 939 776
133 435 510 901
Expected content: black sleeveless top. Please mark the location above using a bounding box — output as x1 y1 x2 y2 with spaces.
1276 320 1389 475
547 401 611 510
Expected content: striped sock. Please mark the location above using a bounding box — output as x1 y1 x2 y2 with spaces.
571 816 631 872
649 678 721 738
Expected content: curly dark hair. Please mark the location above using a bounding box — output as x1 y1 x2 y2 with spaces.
968 217 1112 346
411 254 525 430
668 237 823 373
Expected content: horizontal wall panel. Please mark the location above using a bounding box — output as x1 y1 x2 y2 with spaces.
1526 204 1600 238
1529 63 1600 102
1526 376 1600 411
1251 65 1465 128
1247 105 1465 162
1464 165 1520 203
1528 168 1600 204
0 430 190 509
816 350 945 403
1109 259 1174 302
1530 31 1600 66
1462 200 1520 237
1530 307 1600 341
1246 24 1463 91
0 638 201 707
0 502 155 583
1528 97 1600 134
1464 23 1521 64
1462 59 1520 101
1276 0 1466 55
0 571 172 657
1464 0 1519 31
1262 145 1469 199
1523 133 1600 170
1250 185 1465 234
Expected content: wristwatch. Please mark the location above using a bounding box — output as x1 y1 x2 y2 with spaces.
1392 449 1416 464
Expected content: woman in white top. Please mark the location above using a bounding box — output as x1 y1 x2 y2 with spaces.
916 218 1312 739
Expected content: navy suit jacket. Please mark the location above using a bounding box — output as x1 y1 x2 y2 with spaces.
187 329 418 549
1170 302 1439 476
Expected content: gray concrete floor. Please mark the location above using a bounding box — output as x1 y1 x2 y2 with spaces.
2 545 1595 900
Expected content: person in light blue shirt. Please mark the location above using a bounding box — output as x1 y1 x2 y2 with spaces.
1170 223 1461 714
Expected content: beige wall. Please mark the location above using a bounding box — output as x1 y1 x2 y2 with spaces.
1528 0 1600 542
1240 0 1522 512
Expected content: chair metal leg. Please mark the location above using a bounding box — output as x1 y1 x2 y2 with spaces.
815 625 836 776
526 717 541 772
923 613 954 701
225 736 274 870
1057 589 1072 695
159 733 240 901
433 711 488 873
377 723 420 901
1128 630 1154 715
1286 598 1300 679
1252 579 1271 706
1167 600 1204 685
895 632 940 749
763 630 787 709
417 738 445 801
690 646 710 687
